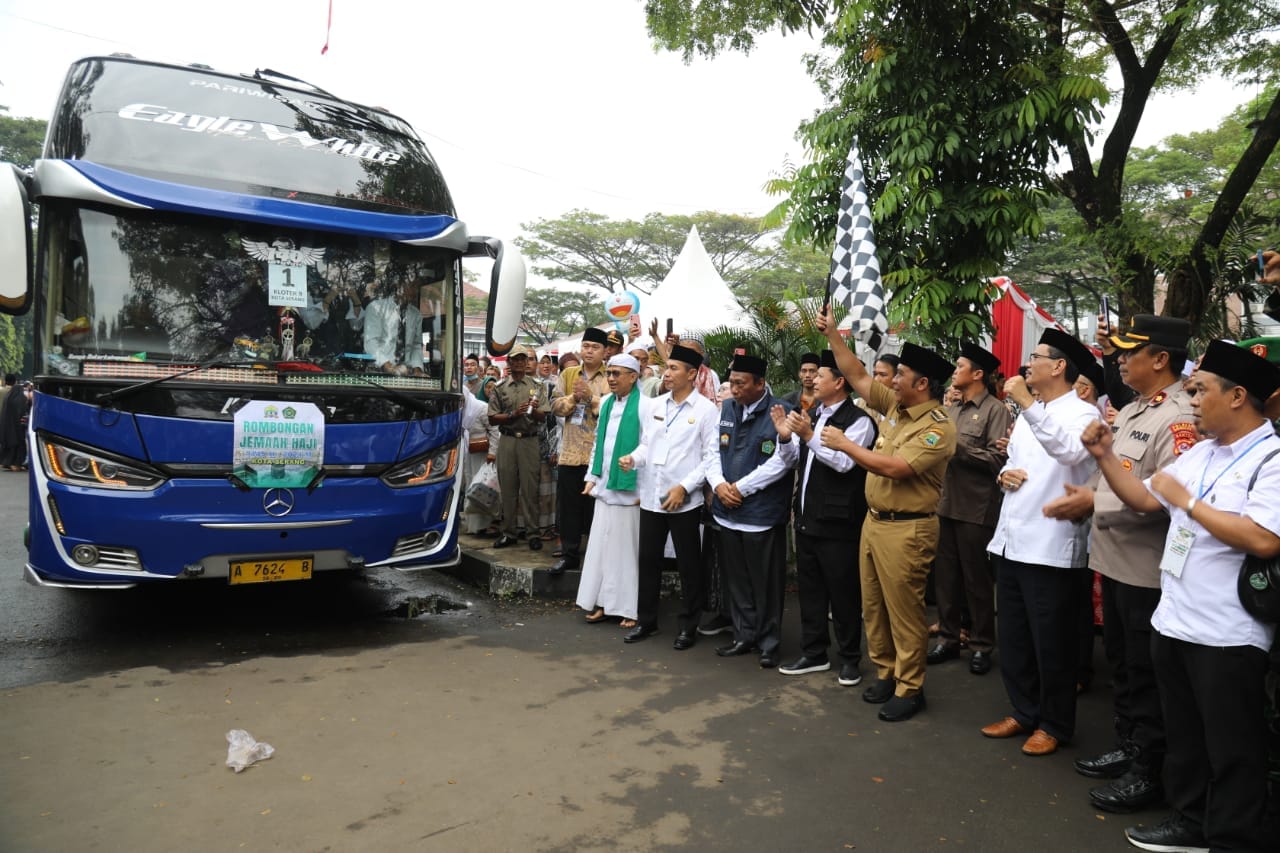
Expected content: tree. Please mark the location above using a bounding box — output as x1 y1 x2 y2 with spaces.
0 112 46 168
517 287 610 345
703 295 839 394
516 209 779 295
646 0 1280 336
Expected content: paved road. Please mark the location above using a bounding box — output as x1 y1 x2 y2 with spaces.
0 472 1145 851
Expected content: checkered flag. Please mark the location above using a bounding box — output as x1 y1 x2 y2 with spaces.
827 139 887 351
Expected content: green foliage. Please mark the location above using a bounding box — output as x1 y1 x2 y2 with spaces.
515 209 778 295
0 113 47 168
517 287 609 345
701 295 841 393
647 0 1280 335
0 315 22 375
756 0 1103 348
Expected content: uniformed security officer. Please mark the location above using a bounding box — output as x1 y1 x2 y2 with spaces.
820 307 956 723
1071 315 1196 814
488 344 551 549
928 342 1010 676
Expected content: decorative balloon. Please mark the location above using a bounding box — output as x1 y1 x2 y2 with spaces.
605 291 641 330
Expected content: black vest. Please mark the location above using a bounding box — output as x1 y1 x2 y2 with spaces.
793 397 876 541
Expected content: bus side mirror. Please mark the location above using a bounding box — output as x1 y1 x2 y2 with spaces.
0 164 33 313
468 238 527 357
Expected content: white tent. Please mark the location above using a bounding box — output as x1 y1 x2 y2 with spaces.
643 225 751 333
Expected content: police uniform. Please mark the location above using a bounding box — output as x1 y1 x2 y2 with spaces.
1087 379 1195 781
860 374 956 699
488 369 551 539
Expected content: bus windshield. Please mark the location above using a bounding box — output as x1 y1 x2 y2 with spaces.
40 203 458 387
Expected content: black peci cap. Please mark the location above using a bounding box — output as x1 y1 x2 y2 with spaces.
899 342 954 384
798 352 820 367
729 353 768 378
1198 340 1280 404
1040 328 1096 378
958 342 1000 376
582 327 609 346
667 344 704 370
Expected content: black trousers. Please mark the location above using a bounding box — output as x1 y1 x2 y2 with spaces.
1152 633 1270 851
995 555 1082 742
935 517 997 653
1101 576 1164 772
795 533 862 663
718 524 787 655
635 508 705 632
555 464 593 565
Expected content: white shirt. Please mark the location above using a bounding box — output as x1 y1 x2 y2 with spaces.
707 394 799 532
792 398 877 513
630 391 719 514
363 296 423 369
1147 420 1280 651
987 390 1099 568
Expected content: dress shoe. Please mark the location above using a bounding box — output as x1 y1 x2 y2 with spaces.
623 625 658 644
528 537 542 551
968 650 992 675
758 651 779 669
493 534 517 548
672 630 696 651
861 677 895 704
926 642 960 664
981 716 1027 738
836 662 863 687
878 692 925 722
1089 771 1163 814
777 655 830 676
547 558 576 576
715 641 757 657
1021 729 1059 756
1123 815 1208 853
697 614 734 636
1074 743 1137 779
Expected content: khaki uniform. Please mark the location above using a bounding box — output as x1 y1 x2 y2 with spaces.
1091 381 1197 587
861 380 956 696
1089 380 1196 775
934 390 1011 653
488 375 551 536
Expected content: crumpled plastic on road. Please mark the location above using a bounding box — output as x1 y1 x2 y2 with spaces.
225 729 275 773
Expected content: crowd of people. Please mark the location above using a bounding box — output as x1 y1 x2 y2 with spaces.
456 305 1280 852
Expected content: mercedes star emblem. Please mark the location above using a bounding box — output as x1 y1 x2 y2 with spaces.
262 488 296 517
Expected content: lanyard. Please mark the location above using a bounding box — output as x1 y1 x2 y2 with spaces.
665 397 690 432
1197 434 1272 499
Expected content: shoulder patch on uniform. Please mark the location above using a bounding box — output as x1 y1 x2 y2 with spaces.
1169 422 1197 456
929 408 949 422
1151 391 1167 406
922 428 944 447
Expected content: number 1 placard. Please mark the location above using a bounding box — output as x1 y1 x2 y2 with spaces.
268 262 308 308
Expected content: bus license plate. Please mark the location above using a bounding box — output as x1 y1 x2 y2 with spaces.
228 557 314 585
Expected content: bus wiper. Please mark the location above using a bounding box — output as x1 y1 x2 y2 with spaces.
96 361 233 407
351 374 432 416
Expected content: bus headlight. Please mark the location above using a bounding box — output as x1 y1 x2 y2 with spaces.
38 433 166 491
381 446 457 489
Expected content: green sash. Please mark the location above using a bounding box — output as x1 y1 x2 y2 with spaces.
590 390 640 491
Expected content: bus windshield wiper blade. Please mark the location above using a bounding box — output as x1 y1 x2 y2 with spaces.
96 361 233 406
350 374 432 415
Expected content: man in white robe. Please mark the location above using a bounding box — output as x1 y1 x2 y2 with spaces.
576 354 647 625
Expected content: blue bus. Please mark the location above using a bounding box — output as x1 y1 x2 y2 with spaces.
0 56 526 588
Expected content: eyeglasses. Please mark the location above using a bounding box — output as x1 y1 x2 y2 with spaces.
1027 353 1062 363
605 370 628 377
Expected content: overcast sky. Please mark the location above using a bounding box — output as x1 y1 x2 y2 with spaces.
0 0 1252 263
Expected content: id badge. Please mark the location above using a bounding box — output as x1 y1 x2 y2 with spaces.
570 403 586 426
1159 525 1195 578
651 431 670 466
